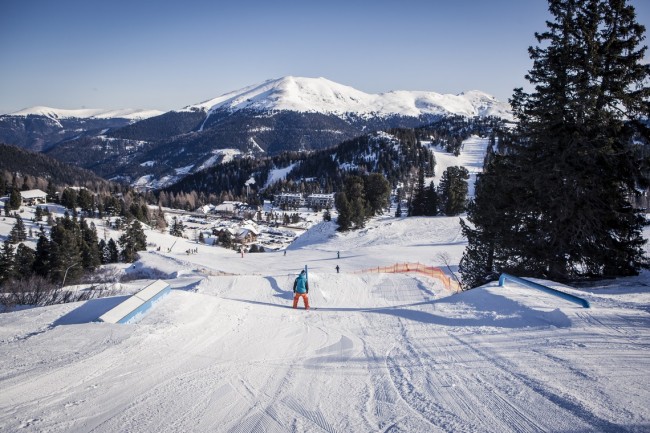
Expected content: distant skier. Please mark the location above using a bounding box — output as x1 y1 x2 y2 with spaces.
335 265 340 273
337 251 340 259
292 270 310 310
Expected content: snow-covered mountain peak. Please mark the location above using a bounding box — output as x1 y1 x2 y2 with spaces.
9 106 164 120
184 76 513 120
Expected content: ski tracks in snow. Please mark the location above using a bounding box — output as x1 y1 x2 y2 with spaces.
381 314 613 433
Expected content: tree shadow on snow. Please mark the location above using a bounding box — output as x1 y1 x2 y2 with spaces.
378 289 572 329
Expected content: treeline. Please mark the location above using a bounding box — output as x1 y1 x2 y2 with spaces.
0 211 146 308
417 116 507 156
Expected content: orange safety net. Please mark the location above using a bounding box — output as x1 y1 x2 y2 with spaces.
353 262 461 293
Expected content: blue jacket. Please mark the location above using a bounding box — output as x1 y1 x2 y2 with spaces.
293 273 309 294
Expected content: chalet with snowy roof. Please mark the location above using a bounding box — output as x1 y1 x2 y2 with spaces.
20 189 47 205
237 225 260 243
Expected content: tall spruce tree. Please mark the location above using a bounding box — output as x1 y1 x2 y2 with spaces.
14 244 35 278
33 228 51 278
0 241 15 284
107 238 120 263
364 173 391 216
438 166 470 216
425 181 438 216
335 191 352 231
119 219 147 263
8 188 21 210
409 168 428 216
8 215 27 244
461 0 650 287
49 218 83 284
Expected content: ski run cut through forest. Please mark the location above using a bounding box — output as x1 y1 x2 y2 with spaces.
0 179 649 432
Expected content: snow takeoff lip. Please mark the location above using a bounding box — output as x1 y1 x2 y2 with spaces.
98 280 172 324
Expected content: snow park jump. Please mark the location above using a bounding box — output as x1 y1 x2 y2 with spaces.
98 280 171 324
498 273 590 308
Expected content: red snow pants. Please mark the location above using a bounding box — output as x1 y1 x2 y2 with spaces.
293 293 310 310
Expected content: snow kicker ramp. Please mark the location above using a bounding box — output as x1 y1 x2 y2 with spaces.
98 280 171 324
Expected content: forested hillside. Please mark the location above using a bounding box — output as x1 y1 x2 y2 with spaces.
160 116 506 209
0 144 110 191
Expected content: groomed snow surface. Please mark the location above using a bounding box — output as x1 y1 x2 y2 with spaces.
1 209 649 433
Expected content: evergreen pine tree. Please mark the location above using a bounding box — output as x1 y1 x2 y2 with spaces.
8 215 27 244
364 173 391 216
49 220 83 284
46 182 57 203
107 238 120 263
14 244 35 279
80 219 101 271
8 188 21 210
335 191 352 231
119 219 147 263
169 217 185 237
33 228 51 278
0 241 15 285
409 168 427 216
438 166 469 216
98 239 108 264
344 176 367 229
461 0 650 286
425 181 438 216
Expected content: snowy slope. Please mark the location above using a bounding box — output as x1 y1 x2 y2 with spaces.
185 76 513 120
0 206 648 432
9 106 164 120
428 134 489 197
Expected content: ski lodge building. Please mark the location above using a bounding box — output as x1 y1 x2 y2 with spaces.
273 193 334 209
20 189 47 206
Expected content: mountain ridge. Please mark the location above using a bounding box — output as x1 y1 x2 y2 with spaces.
8 106 164 121
1 76 513 188
183 76 512 121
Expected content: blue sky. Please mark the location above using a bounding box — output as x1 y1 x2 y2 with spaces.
1 0 648 114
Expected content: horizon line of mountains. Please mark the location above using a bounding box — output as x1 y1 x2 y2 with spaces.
0 76 513 190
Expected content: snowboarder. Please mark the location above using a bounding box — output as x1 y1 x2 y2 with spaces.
292 270 310 310
335 265 340 273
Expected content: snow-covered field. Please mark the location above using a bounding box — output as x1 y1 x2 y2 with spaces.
1 208 649 432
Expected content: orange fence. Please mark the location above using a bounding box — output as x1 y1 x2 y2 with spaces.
353 262 461 293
